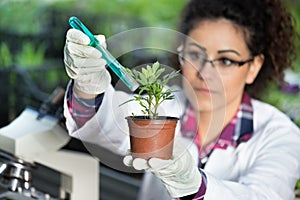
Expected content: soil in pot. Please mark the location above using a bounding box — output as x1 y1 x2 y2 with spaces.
126 116 178 160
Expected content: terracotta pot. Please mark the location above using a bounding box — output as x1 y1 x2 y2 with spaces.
126 116 178 160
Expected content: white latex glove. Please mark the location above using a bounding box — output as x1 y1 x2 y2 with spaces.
64 28 111 94
123 139 202 198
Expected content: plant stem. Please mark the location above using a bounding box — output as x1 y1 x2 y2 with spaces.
148 91 153 119
153 95 159 119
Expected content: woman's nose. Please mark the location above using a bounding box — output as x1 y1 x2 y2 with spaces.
197 61 215 79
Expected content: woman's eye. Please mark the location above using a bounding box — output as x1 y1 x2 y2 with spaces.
187 51 202 61
187 52 198 60
219 58 236 67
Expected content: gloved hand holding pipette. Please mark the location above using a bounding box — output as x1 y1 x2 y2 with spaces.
65 16 139 95
64 29 111 95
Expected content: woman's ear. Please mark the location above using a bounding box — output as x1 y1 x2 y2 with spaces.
246 54 264 84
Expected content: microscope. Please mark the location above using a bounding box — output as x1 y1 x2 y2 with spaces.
0 88 99 199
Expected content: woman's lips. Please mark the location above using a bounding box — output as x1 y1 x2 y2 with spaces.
194 87 216 95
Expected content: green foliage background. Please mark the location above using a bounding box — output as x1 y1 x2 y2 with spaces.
0 0 299 122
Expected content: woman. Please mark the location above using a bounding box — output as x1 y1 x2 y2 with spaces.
63 0 300 199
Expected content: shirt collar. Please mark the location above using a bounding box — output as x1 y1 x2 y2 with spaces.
216 92 254 149
181 93 254 152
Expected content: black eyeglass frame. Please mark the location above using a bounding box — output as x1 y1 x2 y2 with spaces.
178 50 254 69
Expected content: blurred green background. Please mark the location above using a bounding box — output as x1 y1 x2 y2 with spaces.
0 0 299 128
0 0 187 125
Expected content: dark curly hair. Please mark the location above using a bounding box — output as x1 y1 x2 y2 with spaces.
178 0 297 97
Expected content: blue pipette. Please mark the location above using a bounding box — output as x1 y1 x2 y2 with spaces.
69 16 139 91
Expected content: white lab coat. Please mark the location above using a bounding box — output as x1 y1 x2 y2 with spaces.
64 84 300 200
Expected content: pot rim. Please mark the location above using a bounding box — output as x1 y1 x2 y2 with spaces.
125 116 179 121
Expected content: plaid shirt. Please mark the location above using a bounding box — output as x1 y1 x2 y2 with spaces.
66 81 104 127
180 93 254 199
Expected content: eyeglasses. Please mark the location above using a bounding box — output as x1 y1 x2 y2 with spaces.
178 50 254 75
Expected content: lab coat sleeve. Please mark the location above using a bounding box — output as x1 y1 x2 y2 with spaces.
64 84 133 155
202 104 300 200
